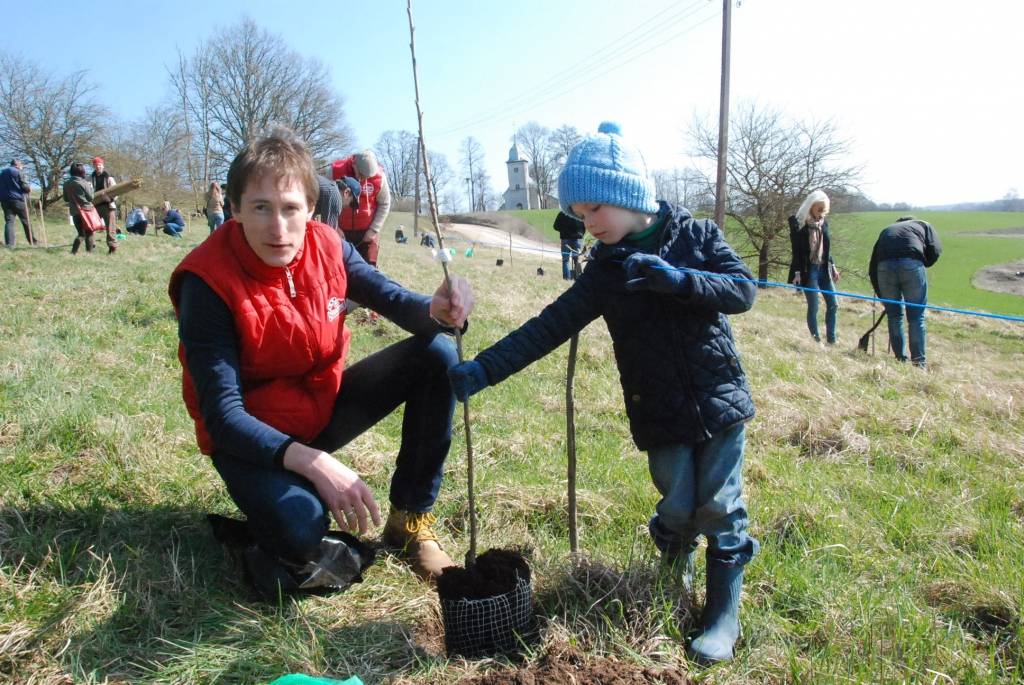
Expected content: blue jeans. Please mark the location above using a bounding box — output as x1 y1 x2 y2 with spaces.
646 423 758 566
163 222 184 237
212 333 458 562
876 258 927 364
560 239 582 280
803 263 838 343
208 212 224 232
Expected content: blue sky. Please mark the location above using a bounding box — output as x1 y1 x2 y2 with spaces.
9 0 1023 207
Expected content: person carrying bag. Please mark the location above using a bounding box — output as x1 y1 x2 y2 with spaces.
63 162 103 254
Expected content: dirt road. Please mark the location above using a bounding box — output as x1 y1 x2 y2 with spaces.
440 223 562 261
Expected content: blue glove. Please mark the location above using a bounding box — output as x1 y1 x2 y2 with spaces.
623 253 689 294
448 360 490 402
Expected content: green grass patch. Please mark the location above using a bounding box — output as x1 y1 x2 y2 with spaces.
1 214 1022 682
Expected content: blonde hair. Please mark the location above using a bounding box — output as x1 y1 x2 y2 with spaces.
795 189 830 226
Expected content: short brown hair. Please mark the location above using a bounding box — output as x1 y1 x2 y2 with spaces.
226 127 318 210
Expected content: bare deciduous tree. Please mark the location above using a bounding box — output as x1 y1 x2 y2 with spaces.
547 123 582 182
426 150 452 211
514 121 554 208
0 53 106 207
374 130 418 199
691 102 861 282
460 136 487 211
652 167 709 211
171 19 352 184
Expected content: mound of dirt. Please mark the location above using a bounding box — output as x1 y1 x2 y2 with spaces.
457 646 690 685
972 259 1024 297
441 212 545 242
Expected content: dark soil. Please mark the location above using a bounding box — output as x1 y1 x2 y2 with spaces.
456 646 691 685
437 549 531 601
972 259 1024 297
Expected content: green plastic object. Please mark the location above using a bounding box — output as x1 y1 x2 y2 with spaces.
268 675 363 685
465 247 474 257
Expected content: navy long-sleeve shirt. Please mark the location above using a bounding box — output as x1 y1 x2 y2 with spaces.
177 239 445 468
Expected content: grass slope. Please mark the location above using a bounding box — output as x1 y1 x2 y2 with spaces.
1 216 1022 683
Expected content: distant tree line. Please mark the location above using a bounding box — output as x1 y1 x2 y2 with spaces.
0 19 353 213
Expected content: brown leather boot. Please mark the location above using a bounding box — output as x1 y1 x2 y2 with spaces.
382 509 453 581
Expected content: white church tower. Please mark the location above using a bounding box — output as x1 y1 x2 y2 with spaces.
501 142 532 210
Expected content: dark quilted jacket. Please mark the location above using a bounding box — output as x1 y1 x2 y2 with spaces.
475 202 756 449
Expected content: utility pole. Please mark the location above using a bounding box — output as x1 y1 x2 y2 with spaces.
713 0 732 230
464 177 473 212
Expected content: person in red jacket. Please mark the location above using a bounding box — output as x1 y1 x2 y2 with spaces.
169 128 474 597
331 150 391 266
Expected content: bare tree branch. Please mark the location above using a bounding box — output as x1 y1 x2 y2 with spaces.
0 53 105 207
691 102 862 282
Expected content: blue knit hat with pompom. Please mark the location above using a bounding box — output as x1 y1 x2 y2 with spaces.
558 121 658 219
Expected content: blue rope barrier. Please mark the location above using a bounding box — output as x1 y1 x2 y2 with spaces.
650 263 1024 324
414 231 1024 324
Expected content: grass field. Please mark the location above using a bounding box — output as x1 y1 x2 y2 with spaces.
1 211 1023 683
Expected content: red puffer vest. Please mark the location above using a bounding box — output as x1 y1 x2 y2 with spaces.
168 219 350 455
331 157 384 232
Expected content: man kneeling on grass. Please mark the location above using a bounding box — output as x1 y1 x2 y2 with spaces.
168 127 474 597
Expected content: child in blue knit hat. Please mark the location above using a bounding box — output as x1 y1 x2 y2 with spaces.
448 121 759 664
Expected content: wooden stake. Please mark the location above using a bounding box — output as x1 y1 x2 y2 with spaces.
406 0 479 567
566 254 582 555
37 199 48 247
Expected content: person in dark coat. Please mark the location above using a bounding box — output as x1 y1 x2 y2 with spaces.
0 159 38 247
788 189 840 344
63 162 96 254
313 175 341 229
448 122 758 665
869 216 942 366
553 210 585 280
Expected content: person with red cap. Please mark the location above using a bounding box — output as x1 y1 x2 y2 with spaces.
90 157 119 253
330 151 391 267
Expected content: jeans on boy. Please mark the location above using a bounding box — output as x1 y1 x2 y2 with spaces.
163 222 184 238
560 239 582 281
876 257 928 364
803 263 838 343
646 423 758 566
212 333 457 562
2 200 35 246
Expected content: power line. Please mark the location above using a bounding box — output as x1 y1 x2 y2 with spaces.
435 0 704 134
433 1 719 139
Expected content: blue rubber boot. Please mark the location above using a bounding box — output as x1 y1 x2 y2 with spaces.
687 560 743 664
648 516 697 590
665 543 697 592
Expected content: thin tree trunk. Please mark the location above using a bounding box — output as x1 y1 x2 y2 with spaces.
758 241 770 286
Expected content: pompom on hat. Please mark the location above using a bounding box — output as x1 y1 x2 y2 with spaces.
557 121 658 219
